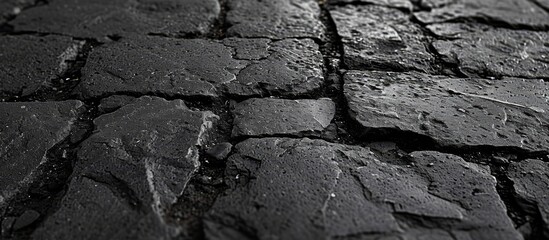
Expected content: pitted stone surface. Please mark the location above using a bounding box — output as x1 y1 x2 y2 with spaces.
74 36 245 99
0 100 83 206
223 38 325 98
205 138 520 240
75 37 324 99
226 0 324 39
328 0 413 10
32 96 218 239
0 35 81 99
431 26 549 79
330 5 435 72
508 159 549 239
344 70 549 151
414 0 549 29
231 98 336 138
11 0 220 39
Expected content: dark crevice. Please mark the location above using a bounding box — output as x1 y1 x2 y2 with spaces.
2 39 101 103
208 0 229 39
488 164 544 240
0 103 97 239
166 145 230 239
317 0 359 146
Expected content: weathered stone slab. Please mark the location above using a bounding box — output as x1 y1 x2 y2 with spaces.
0 100 83 206
330 5 435 72
231 98 335 138
344 70 549 151
97 95 137 114
76 37 324 99
431 26 549 79
415 0 549 29
226 0 324 39
327 0 412 10
74 37 245 99
205 138 520 240
508 159 549 239
32 96 218 239
0 35 82 99
11 0 219 39
223 38 325 98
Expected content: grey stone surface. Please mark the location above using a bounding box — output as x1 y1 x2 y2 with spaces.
414 0 549 29
0 100 83 206
75 37 324 99
223 38 325 98
205 138 520 240
508 159 549 239
74 36 245 99
426 23 492 39
97 95 137 114
33 96 218 239
330 5 435 72
0 35 82 99
232 98 336 138
431 26 549 79
226 0 324 39
11 0 219 39
344 70 549 151
328 0 413 10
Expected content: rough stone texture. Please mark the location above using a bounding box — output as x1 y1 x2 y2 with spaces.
205 138 520 240
328 0 413 10
231 98 336 138
226 0 324 39
414 0 549 29
74 36 245 99
10 0 219 39
508 159 549 239
0 35 81 99
223 38 325 98
330 5 435 72
75 37 324 99
97 95 137 114
0 100 83 206
344 70 549 151
33 96 218 239
431 26 549 79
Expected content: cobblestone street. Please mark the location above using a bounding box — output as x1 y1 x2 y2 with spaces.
1 0 549 239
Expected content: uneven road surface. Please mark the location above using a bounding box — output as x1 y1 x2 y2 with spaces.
1 0 549 239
